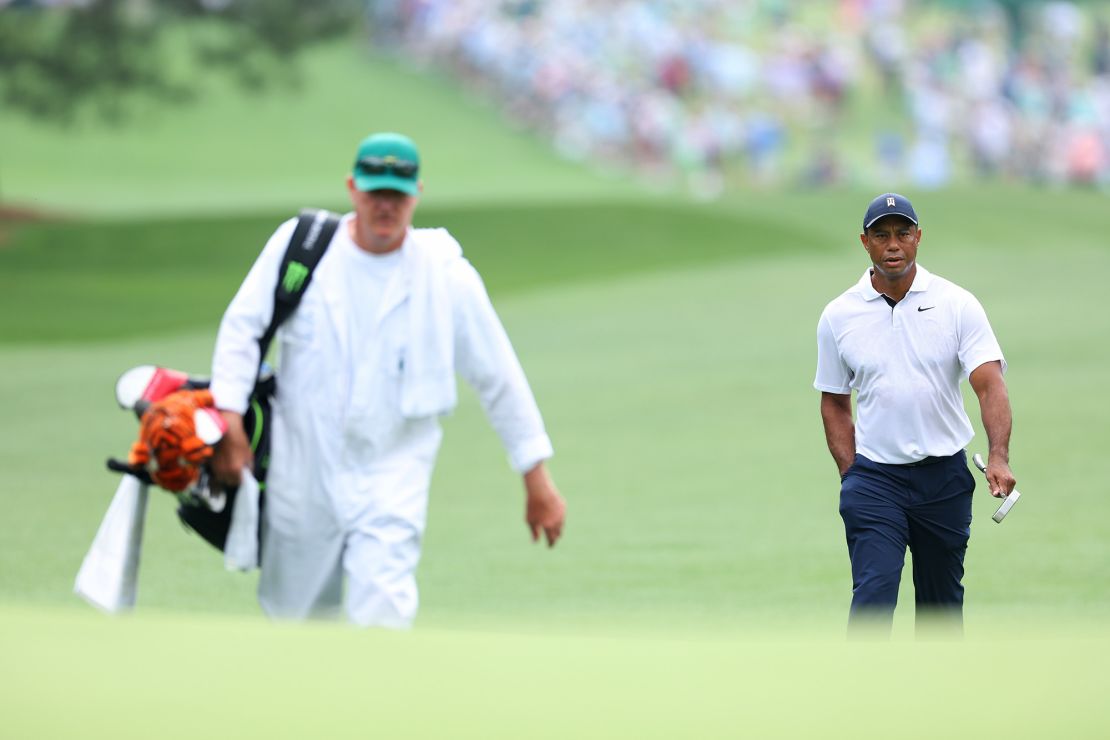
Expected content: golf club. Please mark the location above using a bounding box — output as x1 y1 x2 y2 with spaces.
972 453 1021 523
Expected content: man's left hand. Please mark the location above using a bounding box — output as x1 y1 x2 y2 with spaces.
523 462 565 547
985 458 1016 498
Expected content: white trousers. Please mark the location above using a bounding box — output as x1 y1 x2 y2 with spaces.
256 405 437 628
258 511 423 628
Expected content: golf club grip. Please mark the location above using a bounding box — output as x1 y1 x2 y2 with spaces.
106 458 154 485
973 453 1018 494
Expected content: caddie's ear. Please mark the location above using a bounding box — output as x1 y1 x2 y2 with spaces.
346 175 366 207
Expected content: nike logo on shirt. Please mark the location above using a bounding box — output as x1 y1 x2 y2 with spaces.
918 306 935 312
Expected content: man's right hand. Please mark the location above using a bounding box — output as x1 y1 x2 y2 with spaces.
820 392 856 479
211 410 252 488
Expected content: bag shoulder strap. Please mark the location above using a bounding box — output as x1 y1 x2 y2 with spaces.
257 208 341 364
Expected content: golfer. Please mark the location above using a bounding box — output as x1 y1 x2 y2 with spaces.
209 132 565 628
814 193 1016 633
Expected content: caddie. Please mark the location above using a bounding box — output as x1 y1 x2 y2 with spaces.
814 192 1016 634
209 132 566 628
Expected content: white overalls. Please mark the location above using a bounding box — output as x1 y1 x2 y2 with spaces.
211 215 552 626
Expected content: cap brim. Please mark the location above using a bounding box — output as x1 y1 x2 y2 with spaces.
353 173 419 196
864 211 918 229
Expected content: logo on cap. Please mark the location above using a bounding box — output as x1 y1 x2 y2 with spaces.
886 197 896 207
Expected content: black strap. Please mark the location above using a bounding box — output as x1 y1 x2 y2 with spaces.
168 211 338 554
256 208 341 367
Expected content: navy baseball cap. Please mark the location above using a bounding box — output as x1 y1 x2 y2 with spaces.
862 193 918 230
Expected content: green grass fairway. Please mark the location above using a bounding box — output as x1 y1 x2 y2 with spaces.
0 40 630 217
3 190 1109 633
0 200 820 343
3 36 1110 740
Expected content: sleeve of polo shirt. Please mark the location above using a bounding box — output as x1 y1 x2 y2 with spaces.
956 294 1007 379
814 310 852 393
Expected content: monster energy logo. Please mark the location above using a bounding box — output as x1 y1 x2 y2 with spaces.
282 261 310 293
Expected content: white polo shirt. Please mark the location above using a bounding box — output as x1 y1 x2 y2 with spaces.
814 265 1005 464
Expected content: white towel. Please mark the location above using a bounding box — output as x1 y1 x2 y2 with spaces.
74 475 150 613
224 469 261 572
400 229 461 418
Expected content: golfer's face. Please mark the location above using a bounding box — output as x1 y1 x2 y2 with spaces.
861 215 920 280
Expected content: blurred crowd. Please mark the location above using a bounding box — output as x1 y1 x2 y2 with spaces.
367 0 1110 194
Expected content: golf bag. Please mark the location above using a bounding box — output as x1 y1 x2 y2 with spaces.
106 208 340 553
176 373 275 551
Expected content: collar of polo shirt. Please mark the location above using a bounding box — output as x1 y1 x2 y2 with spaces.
855 264 934 301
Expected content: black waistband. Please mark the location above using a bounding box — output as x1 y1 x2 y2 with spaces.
900 454 953 467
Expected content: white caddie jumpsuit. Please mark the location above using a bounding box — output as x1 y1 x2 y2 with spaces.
210 214 553 627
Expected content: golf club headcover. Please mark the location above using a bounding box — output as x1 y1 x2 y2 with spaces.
128 389 217 492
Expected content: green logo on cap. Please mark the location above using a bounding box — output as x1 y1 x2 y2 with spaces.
282 261 310 293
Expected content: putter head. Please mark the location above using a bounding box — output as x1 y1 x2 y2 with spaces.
992 490 1020 523
973 452 1021 524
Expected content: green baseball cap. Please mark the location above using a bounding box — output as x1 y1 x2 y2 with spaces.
352 132 421 195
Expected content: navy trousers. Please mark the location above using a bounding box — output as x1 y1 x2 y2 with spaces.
839 451 975 630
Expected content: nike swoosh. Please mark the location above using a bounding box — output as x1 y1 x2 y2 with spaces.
918 306 935 312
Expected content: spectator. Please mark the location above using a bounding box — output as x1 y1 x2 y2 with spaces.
368 0 1110 191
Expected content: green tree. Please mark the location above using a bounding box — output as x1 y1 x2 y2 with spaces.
0 0 364 124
